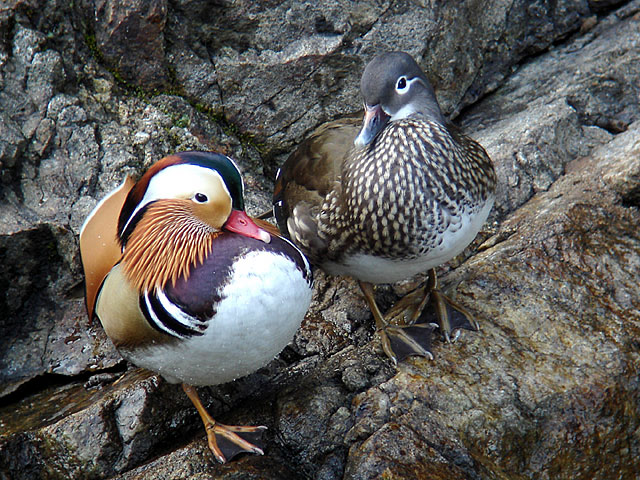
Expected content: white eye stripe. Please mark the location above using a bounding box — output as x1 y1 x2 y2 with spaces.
390 103 417 121
395 76 420 95
121 164 231 238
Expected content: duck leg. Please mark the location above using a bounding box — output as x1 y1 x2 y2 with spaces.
418 268 479 342
182 384 266 464
386 268 479 342
361 269 480 364
359 281 437 366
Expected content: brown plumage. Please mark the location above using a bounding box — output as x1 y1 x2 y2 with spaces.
80 175 135 318
274 52 497 364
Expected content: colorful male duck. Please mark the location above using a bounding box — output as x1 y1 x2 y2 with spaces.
273 52 496 365
80 151 312 463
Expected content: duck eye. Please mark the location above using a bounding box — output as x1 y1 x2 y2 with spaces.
194 193 208 203
396 76 408 93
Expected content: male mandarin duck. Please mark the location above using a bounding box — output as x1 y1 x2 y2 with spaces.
80 151 312 463
273 52 496 365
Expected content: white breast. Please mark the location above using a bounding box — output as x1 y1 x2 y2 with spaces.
323 198 494 284
123 250 312 386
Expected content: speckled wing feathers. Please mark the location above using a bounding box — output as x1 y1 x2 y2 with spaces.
316 118 495 261
274 116 361 262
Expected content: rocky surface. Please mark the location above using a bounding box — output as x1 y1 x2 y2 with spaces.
1 0 639 479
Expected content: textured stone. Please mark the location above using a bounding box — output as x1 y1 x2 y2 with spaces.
0 113 26 176
89 0 169 89
0 224 121 397
164 0 607 160
462 3 640 219
0 370 197 478
438 120 640 480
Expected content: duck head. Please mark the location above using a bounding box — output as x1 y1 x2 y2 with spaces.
354 51 445 148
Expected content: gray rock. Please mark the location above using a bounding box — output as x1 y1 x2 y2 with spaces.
88 0 169 89
462 4 640 219
164 0 605 159
0 113 26 176
0 223 121 397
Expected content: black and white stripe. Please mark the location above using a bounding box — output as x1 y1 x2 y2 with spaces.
140 289 208 339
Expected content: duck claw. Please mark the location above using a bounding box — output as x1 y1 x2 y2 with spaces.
359 271 480 365
183 384 266 464
379 268 480 362
418 287 479 342
382 322 438 364
211 424 267 463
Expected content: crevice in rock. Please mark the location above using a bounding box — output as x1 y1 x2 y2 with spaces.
0 226 62 340
589 0 636 14
620 186 640 209
0 362 127 410
350 1 395 47
566 96 631 135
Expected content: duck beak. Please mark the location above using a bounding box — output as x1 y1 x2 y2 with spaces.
354 104 390 148
224 210 271 243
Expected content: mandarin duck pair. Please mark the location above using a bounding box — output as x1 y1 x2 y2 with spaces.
80 52 496 463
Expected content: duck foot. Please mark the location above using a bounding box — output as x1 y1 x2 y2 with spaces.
182 384 266 464
418 287 479 342
359 281 436 366
387 270 479 339
384 269 478 335
382 322 438 363
359 268 480 365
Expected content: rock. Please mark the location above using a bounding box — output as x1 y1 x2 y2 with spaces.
87 0 169 90
461 1 640 219
0 113 27 182
437 120 640 480
589 0 628 11
0 223 121 397
115 442 306 480
165 0 603 158
0 370 197 478
1 0 640 478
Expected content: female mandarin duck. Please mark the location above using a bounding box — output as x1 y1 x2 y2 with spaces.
273 52 496 365
80 151 312 463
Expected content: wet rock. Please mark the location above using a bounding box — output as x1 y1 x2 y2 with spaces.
345 422 470 480
436 120 640 480
115 442 306 480
0 370 198 478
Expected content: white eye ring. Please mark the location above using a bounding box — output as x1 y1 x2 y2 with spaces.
396 76 409 94
193 192 209 203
